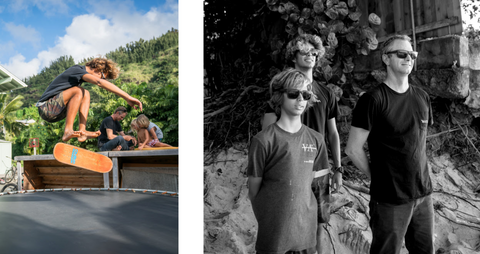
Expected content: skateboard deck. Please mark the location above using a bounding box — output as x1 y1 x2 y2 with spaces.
134 147 178 151
53 143 113 173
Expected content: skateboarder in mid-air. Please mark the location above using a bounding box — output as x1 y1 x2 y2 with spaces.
36 57 143 142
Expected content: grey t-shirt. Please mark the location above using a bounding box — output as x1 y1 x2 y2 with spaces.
147 122 163 140
248 123 329 253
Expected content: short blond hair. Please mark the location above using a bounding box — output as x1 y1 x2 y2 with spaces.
136 114 150 129
85 57 120 79
130 119 139 130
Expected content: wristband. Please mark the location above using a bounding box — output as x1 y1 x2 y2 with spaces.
334 166 344 174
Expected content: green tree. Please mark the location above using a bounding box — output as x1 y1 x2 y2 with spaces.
0 94 24 140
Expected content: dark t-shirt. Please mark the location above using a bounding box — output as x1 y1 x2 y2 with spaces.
248 123 329 253
98 116 123 148
38 65 89 103
351 83 433 204
266 80 339 136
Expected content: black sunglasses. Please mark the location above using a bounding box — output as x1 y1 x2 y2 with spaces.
385 50 418 60
298 49 319 57
281 89 312 100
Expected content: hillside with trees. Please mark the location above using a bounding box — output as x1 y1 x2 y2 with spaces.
4 28 178 156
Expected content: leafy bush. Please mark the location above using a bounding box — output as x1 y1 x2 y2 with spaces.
266 0 380 84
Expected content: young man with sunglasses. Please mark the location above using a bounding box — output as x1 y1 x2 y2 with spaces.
262 34 342 253
346 35 434 253
249 68 329 254
36 57 142 142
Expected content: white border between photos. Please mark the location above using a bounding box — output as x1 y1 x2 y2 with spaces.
179 0 203 253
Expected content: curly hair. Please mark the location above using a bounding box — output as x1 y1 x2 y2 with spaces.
284 34 325 66
269 68 318 116
85 57 120 79
136 114 150 129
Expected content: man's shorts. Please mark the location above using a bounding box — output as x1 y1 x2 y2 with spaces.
311 174 331 224
38 93 67 123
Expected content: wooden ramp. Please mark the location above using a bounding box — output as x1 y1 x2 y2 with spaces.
17 154 113 190
15 148 178 192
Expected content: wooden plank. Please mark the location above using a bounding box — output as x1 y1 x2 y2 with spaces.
415 0 424 27
15 154 55 161
23 161 45 190
42 180 104 186
392 0 404 32
378 17 460 42
38 174 104 178
122 167 179 175
44 184 108 189
376 0 389 38
36 167 100 175
42 177 105 183
404 0 411 34
435 0 449 36
424 0 435 37
108 149 178 157
122 163 179 168
450 0 463 34
30 160 68 167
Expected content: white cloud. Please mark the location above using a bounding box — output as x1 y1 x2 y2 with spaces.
4 22 41 48
3 54 41 81
2 1 178 80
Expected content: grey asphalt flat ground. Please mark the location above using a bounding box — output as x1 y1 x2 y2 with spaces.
0 190 178 254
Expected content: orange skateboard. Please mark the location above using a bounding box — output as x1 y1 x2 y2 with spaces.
53 143 113 173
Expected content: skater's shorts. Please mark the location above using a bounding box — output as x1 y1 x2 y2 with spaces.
37 92 67 123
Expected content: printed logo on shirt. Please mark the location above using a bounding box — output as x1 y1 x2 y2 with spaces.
304 159 314 164
302 144 317 152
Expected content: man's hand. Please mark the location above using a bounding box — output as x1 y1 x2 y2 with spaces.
123 135 137 146
331 171 343 194
127 96 143 111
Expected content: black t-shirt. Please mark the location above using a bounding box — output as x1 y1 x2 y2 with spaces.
98 116 123 148
351 83 433 204
38 65 89 102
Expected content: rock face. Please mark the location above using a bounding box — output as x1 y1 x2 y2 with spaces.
204 148 480 254
409 68 470 99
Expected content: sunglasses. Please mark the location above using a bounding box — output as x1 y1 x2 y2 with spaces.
282 89 312 100
385 50 418 60
298 49 319 57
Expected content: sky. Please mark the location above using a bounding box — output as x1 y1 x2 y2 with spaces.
0 0 178 80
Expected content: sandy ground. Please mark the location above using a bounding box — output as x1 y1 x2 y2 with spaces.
204 146 480 254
